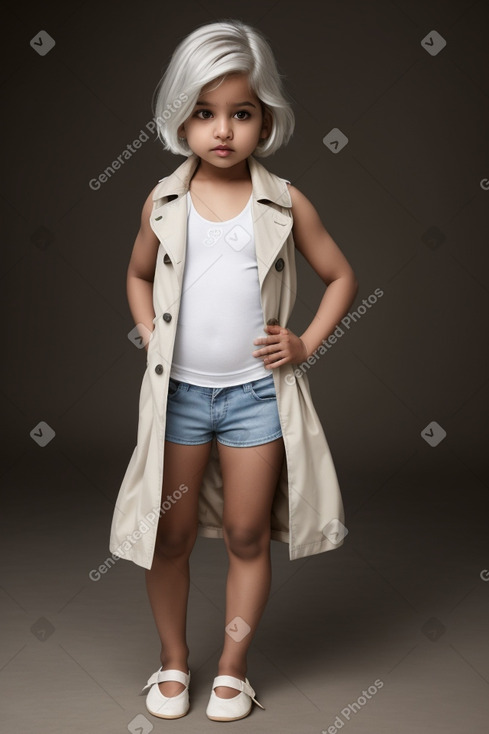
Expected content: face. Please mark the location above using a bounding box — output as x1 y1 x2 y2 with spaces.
177 72 271 170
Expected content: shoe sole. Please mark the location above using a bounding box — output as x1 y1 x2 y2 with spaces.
147 706 189 719
206 706 252 722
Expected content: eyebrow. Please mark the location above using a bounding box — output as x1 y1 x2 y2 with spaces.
195 100 257 108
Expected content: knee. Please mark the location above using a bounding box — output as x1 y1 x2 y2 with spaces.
153 527 196 560
223 525 270 560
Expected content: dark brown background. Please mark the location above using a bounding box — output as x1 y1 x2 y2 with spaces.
1 1 488 732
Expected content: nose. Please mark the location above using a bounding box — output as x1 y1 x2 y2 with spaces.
214 114 232 140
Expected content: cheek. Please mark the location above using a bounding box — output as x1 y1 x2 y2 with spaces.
181 123 198 140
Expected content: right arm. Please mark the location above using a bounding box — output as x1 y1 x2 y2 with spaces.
126 186 160 351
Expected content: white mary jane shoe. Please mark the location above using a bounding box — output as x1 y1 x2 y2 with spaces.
140 667 191 719
206 674 265 721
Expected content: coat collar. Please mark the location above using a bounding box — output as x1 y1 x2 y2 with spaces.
151 153 292 208
149 153 293 288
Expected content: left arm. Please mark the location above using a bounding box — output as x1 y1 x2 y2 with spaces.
252 184 359 367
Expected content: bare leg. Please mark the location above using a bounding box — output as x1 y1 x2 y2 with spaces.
145 439 212 697
214 437 285 698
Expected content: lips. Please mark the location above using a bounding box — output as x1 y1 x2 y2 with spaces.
212 146 232 151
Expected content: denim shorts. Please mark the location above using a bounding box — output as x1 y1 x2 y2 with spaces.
164 372 283 447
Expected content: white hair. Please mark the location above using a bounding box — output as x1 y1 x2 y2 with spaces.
152 19 295 157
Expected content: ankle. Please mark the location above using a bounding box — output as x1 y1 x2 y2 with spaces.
161 663 190 674
161 650 190 673
217 662 247 680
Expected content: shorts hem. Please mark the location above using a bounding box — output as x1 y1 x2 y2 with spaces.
165 434 213 446
216 429 283 448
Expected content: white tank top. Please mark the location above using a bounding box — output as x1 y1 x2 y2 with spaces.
169 191 270 387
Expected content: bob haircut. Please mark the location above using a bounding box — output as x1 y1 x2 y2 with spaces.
152 19 295 158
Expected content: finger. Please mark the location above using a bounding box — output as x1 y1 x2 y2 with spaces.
264 349 286 364
259 343 284 357
253 335 281 349
264 355 287 368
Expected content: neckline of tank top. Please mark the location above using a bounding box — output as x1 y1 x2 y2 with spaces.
186 191 252 225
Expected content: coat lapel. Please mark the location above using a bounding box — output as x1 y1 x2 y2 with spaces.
149 153 293 291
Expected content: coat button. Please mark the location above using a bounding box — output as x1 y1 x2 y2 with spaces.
155 364 163 375
163 253 171 264
163 312 172 322
275 258 285 271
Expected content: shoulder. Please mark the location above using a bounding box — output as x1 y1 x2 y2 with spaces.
285 182 312 208
141 182 160 219
286 182 322 226
137 180 166 230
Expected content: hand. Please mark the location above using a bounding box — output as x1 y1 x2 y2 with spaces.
252 324 308 369
144 328 155 353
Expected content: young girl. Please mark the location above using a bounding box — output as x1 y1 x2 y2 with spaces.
109 18 358 722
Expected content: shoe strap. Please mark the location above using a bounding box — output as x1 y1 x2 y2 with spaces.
212 675 265 710
140 667 190 693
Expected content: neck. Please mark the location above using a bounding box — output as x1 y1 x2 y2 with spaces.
191 157 250 184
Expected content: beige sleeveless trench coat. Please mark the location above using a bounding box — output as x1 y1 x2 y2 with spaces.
109 153 345 569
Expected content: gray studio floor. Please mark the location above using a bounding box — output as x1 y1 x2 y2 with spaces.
1 449 488 734
3 0 489 731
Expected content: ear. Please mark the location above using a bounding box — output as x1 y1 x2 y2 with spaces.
260 106 273 140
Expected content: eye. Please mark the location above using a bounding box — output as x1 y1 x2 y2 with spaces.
235 110 251 120
195 109 212 119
